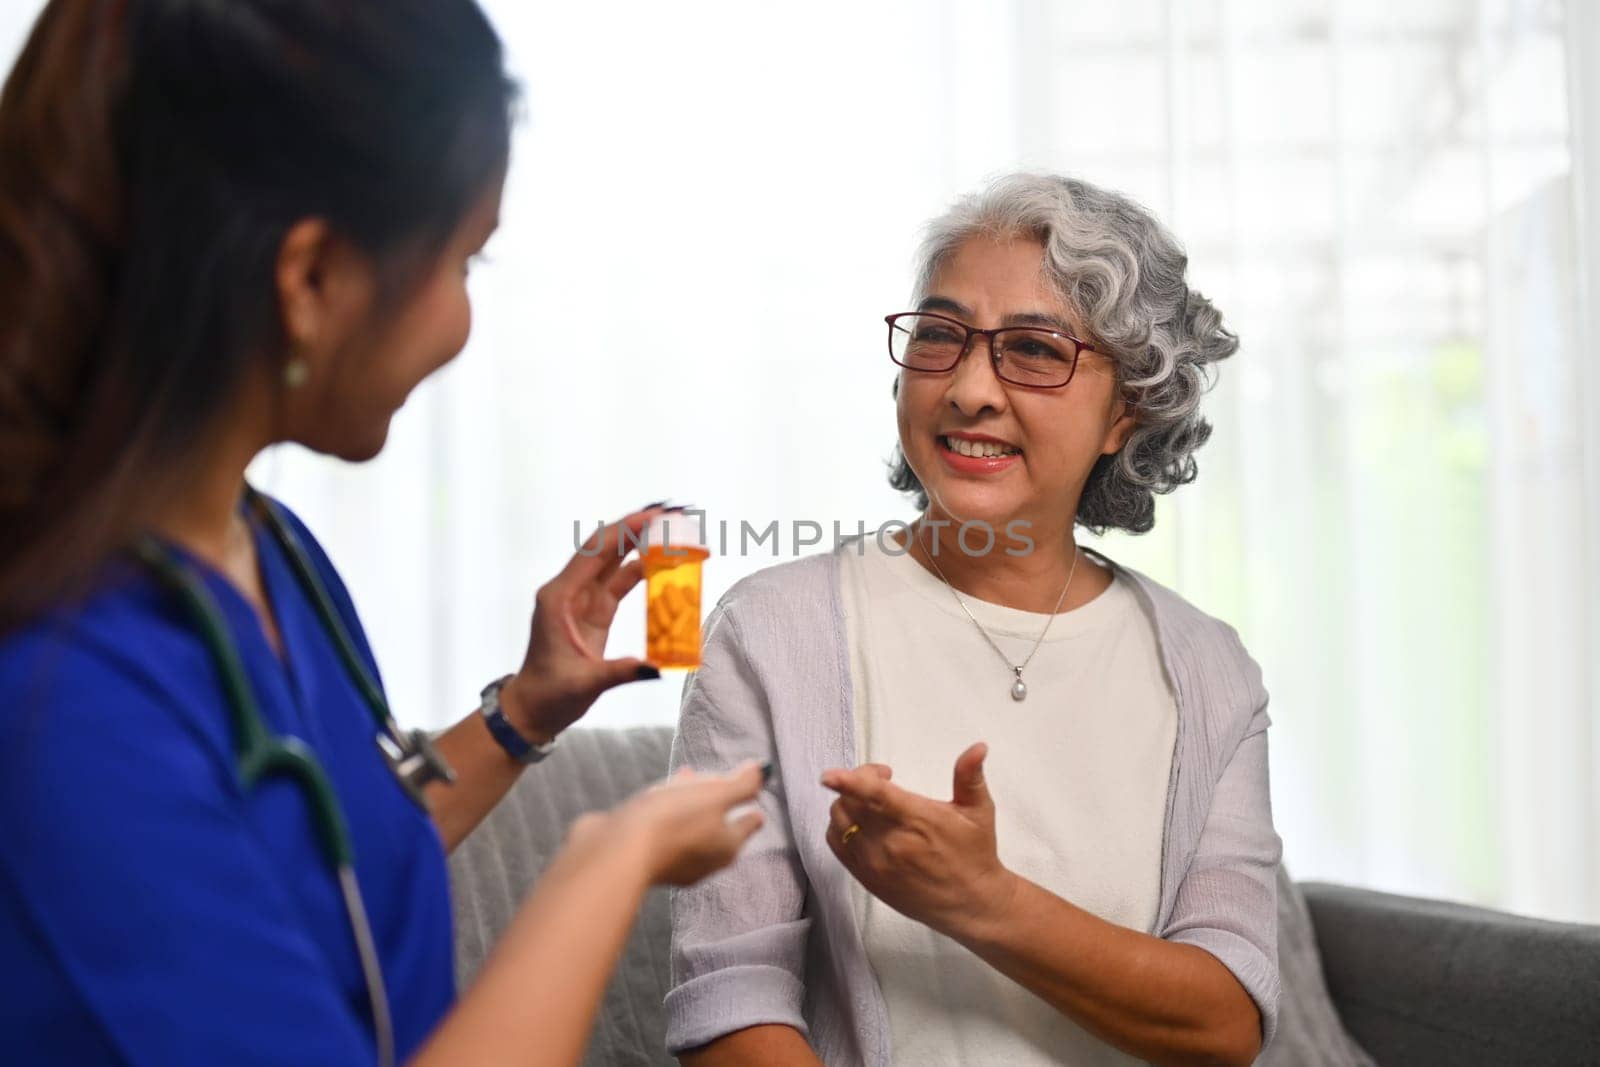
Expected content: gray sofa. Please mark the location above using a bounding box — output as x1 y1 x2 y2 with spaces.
449 727 1600 1066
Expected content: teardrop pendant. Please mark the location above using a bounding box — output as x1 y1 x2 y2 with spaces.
1010 668 1027 702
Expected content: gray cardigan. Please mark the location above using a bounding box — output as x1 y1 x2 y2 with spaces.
665 545 1283 1065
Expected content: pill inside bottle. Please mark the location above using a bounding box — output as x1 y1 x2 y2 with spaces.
643 510 710 669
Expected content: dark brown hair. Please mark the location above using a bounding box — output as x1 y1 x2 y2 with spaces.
0 0 515 630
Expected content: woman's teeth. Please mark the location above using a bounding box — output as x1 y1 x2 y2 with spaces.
941 435 1021 458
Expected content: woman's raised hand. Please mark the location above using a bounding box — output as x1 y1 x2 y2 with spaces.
821 742 1019 939
499 504 667 742
574 762 766 887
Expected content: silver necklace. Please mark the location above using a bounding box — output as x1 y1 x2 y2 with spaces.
916 529 1080 702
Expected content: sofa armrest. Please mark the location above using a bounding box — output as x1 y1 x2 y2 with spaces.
1300 881 1600 1066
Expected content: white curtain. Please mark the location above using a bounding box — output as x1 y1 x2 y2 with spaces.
3 0 1594 923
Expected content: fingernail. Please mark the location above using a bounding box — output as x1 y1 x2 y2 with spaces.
760 760 773 783
635 664 662 681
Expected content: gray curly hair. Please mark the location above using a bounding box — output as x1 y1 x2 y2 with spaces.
888 173 1238 535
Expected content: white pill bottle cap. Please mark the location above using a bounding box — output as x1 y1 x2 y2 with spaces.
645 509 707 552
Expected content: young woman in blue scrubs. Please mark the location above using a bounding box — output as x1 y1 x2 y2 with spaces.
0 2 764 1064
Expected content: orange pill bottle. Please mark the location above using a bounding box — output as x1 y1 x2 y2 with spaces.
643 511 709 669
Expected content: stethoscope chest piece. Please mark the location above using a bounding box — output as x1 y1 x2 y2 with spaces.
376 722 457 809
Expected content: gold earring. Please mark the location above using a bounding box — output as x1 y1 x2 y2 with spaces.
286 334 313 388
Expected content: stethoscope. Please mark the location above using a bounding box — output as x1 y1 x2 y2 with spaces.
131 486 455 1067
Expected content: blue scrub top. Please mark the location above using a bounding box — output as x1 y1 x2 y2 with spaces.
0 499 455 1064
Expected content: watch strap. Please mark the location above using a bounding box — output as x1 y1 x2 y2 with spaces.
480 674 557 765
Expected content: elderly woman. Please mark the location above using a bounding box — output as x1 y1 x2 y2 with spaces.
665 174 1280 1067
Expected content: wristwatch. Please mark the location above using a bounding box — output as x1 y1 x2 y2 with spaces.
479 674 558 765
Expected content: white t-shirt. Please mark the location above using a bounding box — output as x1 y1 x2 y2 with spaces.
838 534 1177 1066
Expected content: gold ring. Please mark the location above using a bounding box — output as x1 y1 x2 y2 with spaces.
841 823 861 846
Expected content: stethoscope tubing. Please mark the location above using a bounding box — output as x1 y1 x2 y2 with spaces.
131 488 418 1067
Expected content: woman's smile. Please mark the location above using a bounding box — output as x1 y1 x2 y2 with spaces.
937 431 1024 475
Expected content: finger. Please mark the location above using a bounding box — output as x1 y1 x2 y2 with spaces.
820 766 903 814
591 519 648 585
558 508 658 587
830 791 877 826
606 558 646 601
593 504 694 587
592 656 662 693
710 760 765 806
825 809 870 862
861 762 893 781
951 741 991 809
825 809 852 849
828 798 858 837
726 809 764 845
823 771 927 830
